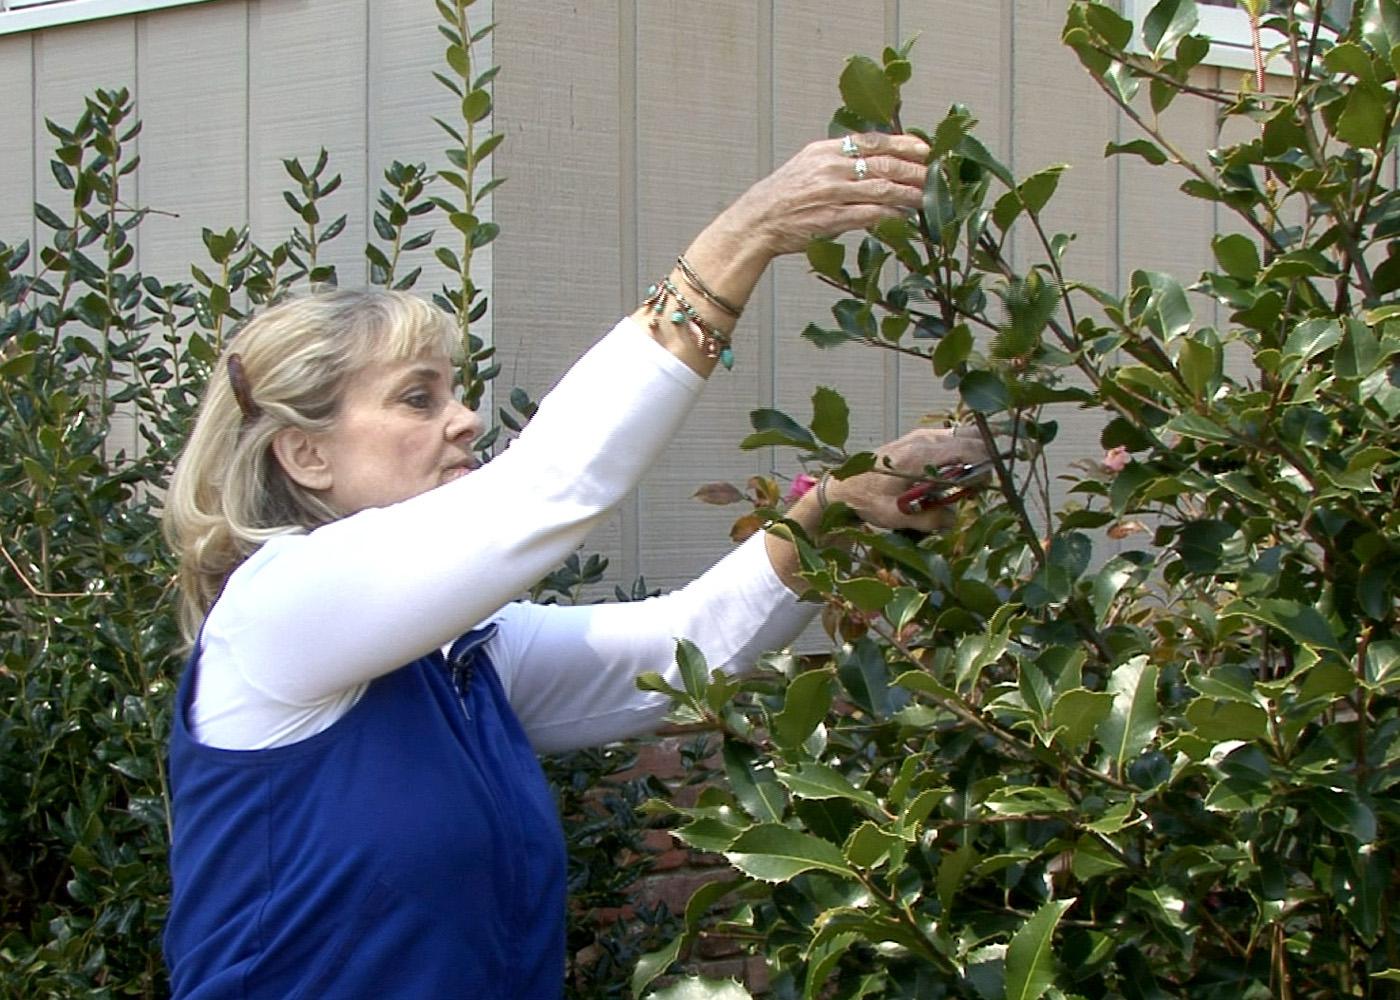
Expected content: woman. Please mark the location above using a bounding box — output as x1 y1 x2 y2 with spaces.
161 133 988 999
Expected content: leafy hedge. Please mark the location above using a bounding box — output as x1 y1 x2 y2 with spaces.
643 3 1400 998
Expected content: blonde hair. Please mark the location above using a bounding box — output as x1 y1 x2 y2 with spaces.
163 289 459 644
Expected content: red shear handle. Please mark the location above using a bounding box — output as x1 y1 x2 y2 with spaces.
895 461 991 515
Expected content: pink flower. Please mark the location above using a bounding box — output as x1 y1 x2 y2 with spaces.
785 473 818 503
1102 446 1131 473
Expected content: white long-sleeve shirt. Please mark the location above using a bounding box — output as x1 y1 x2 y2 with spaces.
192 317 817 753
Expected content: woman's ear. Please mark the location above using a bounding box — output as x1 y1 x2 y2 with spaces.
271 428 334 491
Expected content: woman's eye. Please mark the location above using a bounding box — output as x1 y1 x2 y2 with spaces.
404 391 434 410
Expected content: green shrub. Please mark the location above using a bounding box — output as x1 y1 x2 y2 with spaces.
643 3 1400 998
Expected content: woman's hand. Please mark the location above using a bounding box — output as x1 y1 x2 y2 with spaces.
639 133 932 376
826 427 991 534
765 427 991 594
718 132 932 260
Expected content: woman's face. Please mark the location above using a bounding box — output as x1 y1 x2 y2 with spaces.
311 352 484 515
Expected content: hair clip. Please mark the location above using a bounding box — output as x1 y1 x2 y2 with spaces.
226 353 262 423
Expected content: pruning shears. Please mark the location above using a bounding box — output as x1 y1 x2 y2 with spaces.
895 458 997 515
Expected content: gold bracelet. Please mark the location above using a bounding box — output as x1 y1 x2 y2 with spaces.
676 255 744 319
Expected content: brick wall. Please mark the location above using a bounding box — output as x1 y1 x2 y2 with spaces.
615 729 770 994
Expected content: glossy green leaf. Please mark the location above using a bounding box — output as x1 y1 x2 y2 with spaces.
839 577 894 613
1019 662 1053 722
806 239 845 279
1097 656 1159 770
1224 598 1343 653
844 821 901 868
1084 2 1133 48
810 386 849 449
932 104 977 156
1283 318 1342 365
775 762 881 811
937 844 978 913
1213 233 1261 280
884 587 926 632
1334 79 1390 148
773 669 835 749
1051 689 1114 750
1178 329 1222 398
647 976 753 1000
1005 897 1074 1000
675 638 708 700
923 166 958 244
1091 554 1148 626
1334 844 1383 941
838 638 895 719
959 369 1010 413
445 43 471 79
461 89 492 123
1129 269 1192 340
724 823 855 883
803 932 861 1000
673 816 744 854
1142 0 1198 58
839 55 897 126
1309 788 1377 843
722 739 786 823
994 270 1058 359
932 323 973 375
742 408 818 451
1020 165 1068 216
1105 139 1167 165
633 937 684 998
1184 698 1268 742
1360 0 1400 54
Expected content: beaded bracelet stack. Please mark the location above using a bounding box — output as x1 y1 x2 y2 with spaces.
642 255 743 371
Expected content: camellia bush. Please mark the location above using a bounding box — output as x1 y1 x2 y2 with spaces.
638 2 1400 998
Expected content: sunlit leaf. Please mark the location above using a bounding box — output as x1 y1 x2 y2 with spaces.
1005 897 1075 1000
724 823 855 882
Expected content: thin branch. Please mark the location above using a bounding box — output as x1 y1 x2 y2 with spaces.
1 537 110 599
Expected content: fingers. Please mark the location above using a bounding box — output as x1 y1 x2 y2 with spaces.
828 134 927 214
883 427 990 475
836 132 930 165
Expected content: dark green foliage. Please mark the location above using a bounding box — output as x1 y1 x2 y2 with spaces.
644 4 1400 998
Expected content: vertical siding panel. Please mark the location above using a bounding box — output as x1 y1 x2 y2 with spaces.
633 0 759 591
246 0 367 285
0 35 35 252
134 1 247 286
492 1 629 584
770 1 888 472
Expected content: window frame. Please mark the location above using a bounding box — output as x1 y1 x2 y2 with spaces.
1120 0 1332 74
0 0 218 36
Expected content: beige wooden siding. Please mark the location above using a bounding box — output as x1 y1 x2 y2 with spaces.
6 0 1228 602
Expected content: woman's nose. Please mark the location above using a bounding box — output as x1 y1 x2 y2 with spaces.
445 398 485 443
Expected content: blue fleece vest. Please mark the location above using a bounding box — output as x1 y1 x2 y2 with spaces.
164 626 567 999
